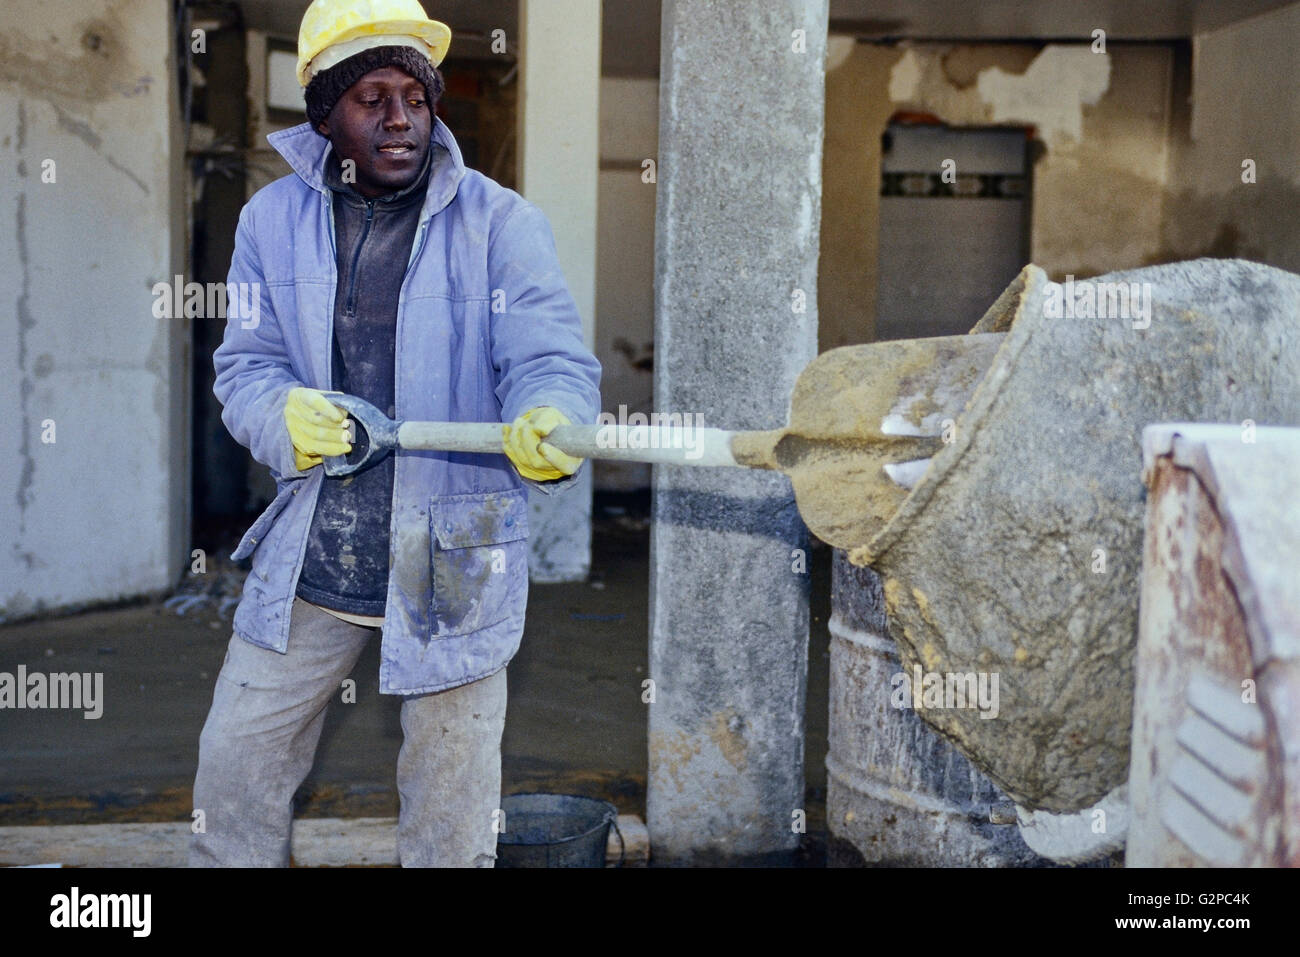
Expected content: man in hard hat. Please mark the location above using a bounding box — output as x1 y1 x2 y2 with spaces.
191 0 602 867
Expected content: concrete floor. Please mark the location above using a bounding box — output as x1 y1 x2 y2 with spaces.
0 496 831 862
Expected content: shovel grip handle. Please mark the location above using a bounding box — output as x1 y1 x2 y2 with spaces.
319 394 744 476
399 422 741 467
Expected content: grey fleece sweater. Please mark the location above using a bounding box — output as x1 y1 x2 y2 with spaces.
295 143 434 617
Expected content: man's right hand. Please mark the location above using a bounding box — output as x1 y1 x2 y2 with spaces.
284 387 352 471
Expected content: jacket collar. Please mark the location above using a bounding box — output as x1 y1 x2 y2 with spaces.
267 116 466 217
323 138 433 210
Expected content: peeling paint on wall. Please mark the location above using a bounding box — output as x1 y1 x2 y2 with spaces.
820 40 1173 351
0 2 144 106
883 44 1114 150
977 46 1111 148
940 45 1038 89
825 35 854 73
888 48 923 102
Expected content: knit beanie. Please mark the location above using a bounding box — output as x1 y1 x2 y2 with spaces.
304 44 444 133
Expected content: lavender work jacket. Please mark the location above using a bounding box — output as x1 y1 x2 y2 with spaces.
213 118 601 694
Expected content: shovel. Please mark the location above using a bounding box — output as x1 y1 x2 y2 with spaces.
321 332 1005 551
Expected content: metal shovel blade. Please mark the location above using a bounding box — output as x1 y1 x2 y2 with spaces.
730 332 1005 550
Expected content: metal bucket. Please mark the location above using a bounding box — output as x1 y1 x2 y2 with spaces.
856 259 1300 813
495 793 624 868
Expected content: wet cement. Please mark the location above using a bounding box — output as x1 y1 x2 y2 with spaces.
730 334 1003 554
0 499 831 862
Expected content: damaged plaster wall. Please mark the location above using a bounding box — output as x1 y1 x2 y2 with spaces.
1161 2 1300 272
820 40 1175 349
0 0 185 619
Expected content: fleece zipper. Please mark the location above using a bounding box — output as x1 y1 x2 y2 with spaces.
344 199 377 318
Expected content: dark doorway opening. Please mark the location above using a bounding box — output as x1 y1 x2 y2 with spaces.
875 120 1033 340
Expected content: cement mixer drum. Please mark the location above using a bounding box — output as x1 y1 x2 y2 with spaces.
857 258 1300 813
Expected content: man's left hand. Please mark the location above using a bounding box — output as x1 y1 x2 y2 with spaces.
503 407 582 481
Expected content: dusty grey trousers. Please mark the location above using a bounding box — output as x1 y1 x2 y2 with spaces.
190 597 507 867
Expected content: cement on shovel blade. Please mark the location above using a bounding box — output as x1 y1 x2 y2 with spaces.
731 333 1005 551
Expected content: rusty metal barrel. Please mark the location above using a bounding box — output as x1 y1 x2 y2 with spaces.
827 552 1042 865
852 258 1300 814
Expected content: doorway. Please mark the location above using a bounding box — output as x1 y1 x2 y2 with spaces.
875 121 1032 340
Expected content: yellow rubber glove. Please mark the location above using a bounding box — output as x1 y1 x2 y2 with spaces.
502 407 582 481
284 387 352 471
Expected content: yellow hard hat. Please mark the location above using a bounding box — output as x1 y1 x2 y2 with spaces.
297 0 452 87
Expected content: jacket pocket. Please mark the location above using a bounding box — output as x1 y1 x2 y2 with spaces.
232 483 300 562
429 489 529 638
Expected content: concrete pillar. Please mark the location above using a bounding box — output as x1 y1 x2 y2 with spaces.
0 0 186 619
517 0 601 582
647 0 826 864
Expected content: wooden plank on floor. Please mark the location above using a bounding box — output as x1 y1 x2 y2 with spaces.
0 822 189 868
0 819 398 868
0 814 650 867
609 814 650 866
